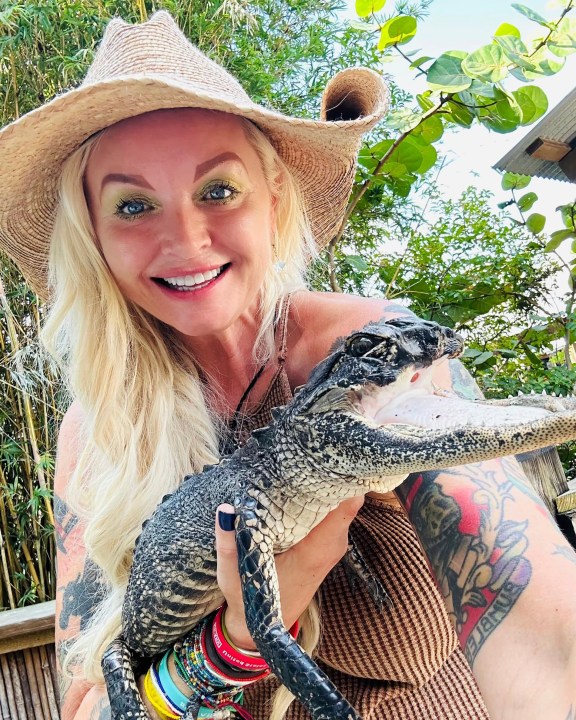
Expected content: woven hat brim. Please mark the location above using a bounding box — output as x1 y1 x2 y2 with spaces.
0 71 388 298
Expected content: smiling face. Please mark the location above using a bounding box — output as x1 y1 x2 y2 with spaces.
84 109 276 341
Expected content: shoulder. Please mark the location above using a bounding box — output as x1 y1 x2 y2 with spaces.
55 400 86 497
287 291 415 384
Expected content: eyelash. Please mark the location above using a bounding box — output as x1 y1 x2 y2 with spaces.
113 180 240 220
201 181 240 204
114 197 153 220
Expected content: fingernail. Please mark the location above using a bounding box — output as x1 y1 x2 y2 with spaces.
218 510 236 531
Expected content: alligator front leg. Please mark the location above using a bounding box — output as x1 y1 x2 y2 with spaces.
235 495 361 720
342 533 392 611
102 637 150 720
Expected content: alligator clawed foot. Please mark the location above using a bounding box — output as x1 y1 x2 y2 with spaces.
342 537 392 611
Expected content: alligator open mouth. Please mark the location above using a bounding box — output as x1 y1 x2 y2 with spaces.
358 358 551 431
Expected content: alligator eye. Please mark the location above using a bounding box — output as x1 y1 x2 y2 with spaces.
348 335 376 357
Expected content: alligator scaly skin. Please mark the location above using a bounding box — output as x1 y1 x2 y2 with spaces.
102 317 576 719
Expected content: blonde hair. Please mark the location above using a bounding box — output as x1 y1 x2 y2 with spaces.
43 111 318 716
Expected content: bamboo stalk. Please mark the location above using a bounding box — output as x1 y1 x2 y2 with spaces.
0 279 54 530
0 465 43 599
14 653 30 719
0 655 17 720
136 0 148 22
38 646 58 719
22 650 42 719
8 653 27 719
9 53 19 120
0 662 10 720
29 648 50 719
0 526 16 610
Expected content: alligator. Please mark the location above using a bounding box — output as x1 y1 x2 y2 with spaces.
102 316 576 720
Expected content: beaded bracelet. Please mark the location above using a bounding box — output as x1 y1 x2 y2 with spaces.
149 607 301 720
173 614 258 719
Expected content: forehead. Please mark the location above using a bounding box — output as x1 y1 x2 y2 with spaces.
88 108 256 167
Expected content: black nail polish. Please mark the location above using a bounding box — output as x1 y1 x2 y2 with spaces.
218 510 236 531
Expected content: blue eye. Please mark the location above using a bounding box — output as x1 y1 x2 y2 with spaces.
115 198 151 217
202 182 238 203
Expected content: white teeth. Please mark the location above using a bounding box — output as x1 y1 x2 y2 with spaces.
163 267 222 288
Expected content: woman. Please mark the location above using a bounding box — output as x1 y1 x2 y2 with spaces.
0 11 574 720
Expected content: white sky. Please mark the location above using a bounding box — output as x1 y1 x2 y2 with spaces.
346 0 576 225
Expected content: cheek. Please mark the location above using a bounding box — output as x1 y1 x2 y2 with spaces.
99 234 154 285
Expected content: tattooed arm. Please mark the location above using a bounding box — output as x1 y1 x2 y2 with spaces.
396 360 576 720
55 402 114 720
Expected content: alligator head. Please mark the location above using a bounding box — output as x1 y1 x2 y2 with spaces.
261 315 575 495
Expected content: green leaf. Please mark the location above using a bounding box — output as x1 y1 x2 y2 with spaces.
416 92 435 111
356 0 386 18
427 51 472 92
521 47 565 78
349 19 380 32
387 137 423 172
511 3 553 28
526 213 546 234
498 348 519 358
478 87 522 133
557 202 576 229
545 229 575 251
548 17 576 57
346 254 370 271
412 114 444 143
473 350 495 366
463 348 483 358
462 44 509 83
412 140 438 174
512 85 548 125
381 161 408 178
517 191 538 212
385 107 425 132
494 22 521 38
410 55 433 69
509 66 532 82
493 34 529 61
501 172 531 190
378 15 417 50
444 97 475 127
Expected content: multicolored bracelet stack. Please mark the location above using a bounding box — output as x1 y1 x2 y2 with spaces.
141 604 299 720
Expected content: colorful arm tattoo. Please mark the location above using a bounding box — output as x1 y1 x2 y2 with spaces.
396 360 537 667
397 461 533 667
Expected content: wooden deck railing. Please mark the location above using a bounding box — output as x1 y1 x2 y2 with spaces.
0 601 58 719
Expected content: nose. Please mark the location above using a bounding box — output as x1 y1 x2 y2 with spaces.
159 204 211 258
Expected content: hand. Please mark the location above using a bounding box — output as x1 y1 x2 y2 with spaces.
215 498 364 650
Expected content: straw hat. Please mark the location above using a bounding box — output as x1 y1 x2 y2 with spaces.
0 11 388 299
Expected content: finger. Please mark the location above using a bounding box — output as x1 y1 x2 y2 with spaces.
215 504 255 647
215 503 241 595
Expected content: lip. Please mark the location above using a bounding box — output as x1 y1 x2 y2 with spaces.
151 263 230 297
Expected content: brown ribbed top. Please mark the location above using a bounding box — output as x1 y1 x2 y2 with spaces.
236 298 489 718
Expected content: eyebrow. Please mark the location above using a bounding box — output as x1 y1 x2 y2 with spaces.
99 153 246 194
100 173 153 192
194 152 246 180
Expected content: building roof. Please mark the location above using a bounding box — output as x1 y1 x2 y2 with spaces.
493 86 576 183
